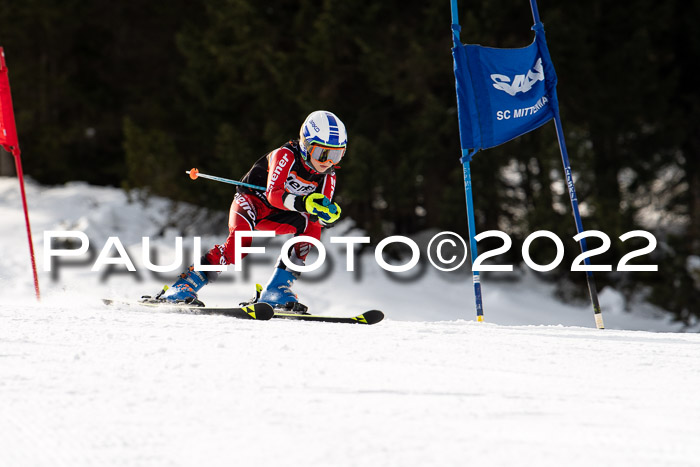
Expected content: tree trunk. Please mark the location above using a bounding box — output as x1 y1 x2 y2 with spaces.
685 138 700 255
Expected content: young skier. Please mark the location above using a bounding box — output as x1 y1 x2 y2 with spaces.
157 110 346 310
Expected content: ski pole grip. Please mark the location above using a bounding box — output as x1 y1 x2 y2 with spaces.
320 196 337 214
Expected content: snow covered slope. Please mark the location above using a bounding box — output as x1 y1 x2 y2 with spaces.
2 177 699 467
2 298 700 467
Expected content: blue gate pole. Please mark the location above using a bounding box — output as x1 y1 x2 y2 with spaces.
462 152 485 322
451 0 485 322
530 0 604 329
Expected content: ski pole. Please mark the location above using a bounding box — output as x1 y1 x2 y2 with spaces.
186 168 265 191
186 168 336 219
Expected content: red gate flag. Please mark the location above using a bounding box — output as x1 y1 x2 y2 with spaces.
0 46 41 300
0 47 20 155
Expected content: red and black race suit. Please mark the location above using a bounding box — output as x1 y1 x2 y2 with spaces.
238 139 336 208
203 140 337 270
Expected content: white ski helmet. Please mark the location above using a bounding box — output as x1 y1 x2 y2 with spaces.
299 110 347 165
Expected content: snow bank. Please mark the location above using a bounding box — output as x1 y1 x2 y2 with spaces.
0 177 685 331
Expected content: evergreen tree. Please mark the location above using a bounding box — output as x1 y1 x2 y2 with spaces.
0 0 696 319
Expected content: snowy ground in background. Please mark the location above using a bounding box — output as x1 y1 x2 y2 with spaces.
0 177 688 331
2 177 700 466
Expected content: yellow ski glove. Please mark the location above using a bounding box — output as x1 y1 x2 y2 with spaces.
304 193 341 224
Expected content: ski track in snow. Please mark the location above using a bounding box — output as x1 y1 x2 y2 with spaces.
2 300 700 467
2 178 699 466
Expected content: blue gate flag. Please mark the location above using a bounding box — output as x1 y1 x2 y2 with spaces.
452 23 558 153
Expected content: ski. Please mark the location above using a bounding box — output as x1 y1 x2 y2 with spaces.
241 284 384 325
272 309 384 325
101 298 275 321
102 297 383 325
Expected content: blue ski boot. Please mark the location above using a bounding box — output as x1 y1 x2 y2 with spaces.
158 265 209 305
258 267 307 312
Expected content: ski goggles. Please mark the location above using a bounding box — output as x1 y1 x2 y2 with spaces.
306 143 346 165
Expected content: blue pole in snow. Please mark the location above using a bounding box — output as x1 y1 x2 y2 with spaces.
451 0 485 322
529 0 604 329
462 154 484 321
